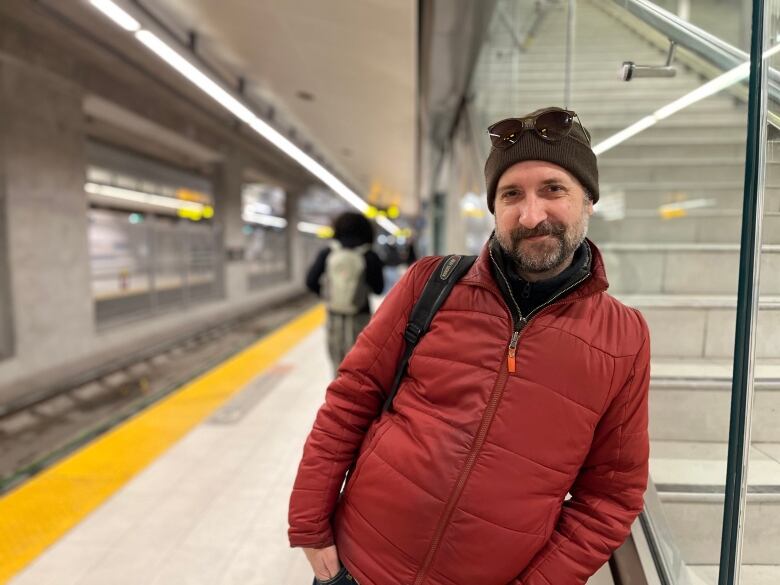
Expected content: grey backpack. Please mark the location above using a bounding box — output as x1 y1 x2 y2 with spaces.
323 242 371 314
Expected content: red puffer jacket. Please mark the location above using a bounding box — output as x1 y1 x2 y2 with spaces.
289 239 650 585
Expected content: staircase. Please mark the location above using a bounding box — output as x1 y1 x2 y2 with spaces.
475 1 780 583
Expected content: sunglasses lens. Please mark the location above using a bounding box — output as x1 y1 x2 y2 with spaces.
488 119 523 148
535 110 573 140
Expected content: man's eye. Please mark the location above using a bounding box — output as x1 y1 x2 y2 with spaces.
546 184 565 193
502 190 519 198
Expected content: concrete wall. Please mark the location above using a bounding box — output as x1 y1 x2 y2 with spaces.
0 56 96 390
0 9 312 405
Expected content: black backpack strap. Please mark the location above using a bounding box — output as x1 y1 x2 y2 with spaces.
382 254 477 413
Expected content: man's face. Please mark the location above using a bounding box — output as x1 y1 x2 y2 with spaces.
494 160 593 281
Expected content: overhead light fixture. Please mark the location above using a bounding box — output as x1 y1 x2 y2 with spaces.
86 182 205 212
89 0 400 234
594 43 780 156
135 31 256 124
242 211 288 228
297 221 336 238
89 0 140 32
592 116 656 155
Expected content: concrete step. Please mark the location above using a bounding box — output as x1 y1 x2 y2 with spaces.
478 67 698 84
688 565 780 585
489 55 669 73
599 136 746 159
504 77 704 93
593 185 780 213
599 242 780 295
591 121 748 142
590 212 780 244
647 373 780 443
651 440 780 565
599 157 746 183
617 294 780 359
508 86 720 105
498 97 737 120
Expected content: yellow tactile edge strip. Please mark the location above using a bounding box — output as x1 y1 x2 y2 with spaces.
0 304 326 583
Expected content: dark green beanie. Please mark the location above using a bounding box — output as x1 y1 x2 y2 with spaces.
484 109 599 213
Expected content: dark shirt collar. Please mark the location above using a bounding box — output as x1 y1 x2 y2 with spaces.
489 234 591 318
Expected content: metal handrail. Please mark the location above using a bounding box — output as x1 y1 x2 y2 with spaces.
612 0 780 106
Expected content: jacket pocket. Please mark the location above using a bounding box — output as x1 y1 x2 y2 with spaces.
342 415 393 499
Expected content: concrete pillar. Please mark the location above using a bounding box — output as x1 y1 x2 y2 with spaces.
442 148 469 255
214 150 248 300
0 55 94 373
286 189 306 286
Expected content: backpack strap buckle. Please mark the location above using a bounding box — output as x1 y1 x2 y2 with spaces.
403 322 423 345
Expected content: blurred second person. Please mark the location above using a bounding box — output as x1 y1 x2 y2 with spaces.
306 212 384 369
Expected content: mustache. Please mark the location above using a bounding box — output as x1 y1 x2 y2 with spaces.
508 221 566 241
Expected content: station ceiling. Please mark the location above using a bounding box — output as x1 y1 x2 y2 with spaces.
144 0 418 214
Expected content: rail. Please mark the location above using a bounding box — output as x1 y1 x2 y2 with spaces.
612 0 780 112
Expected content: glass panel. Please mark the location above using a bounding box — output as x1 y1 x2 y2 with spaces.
242 182 290 290
151 216 185 309
89 208 152 322
742 0 780 582
461 0 757 581
246 225 290 290
185 223 219 302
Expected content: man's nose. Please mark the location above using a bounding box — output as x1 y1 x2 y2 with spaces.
517 195 547 229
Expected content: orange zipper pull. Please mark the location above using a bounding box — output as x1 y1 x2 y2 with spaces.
507 331 519 373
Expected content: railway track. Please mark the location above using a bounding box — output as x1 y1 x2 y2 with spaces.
0 295 318 494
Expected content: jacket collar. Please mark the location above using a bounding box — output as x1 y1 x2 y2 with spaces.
460 236 609 311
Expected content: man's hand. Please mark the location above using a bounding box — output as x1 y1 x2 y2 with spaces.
303 545 340 582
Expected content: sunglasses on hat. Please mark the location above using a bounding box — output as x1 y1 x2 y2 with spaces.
487 107 590 149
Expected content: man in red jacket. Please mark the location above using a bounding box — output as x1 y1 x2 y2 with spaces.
289 107 651 585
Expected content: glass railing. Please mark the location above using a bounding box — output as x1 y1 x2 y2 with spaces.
434 0 778 582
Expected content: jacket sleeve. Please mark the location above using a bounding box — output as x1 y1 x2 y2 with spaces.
305 248 330 295
288 256 440 548
514 314 651 584
364 249 385 295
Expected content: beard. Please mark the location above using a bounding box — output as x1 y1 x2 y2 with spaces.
496 209 589 275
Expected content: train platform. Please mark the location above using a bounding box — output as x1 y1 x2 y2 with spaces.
1 308 326 585
0 305 624 585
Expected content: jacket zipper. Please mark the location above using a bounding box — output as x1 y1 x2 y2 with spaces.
412 358 511 585
488 247 527 374
413 252 523 585
489 246 593 371
412 257 593 584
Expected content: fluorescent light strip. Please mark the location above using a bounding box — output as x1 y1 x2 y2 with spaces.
594 43 780 156
246 118 370 213
592 116 656 155
376 215 399 234
297 221 329 234
86 182 203 212
659 198 715 212
242 211 288 228
84 13 400 232
135 31 257 124
89 0 140 32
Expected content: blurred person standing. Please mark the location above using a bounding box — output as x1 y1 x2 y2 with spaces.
306 212 384 369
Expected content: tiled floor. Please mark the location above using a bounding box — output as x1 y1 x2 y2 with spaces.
9 330 328 585
8 326 619 584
